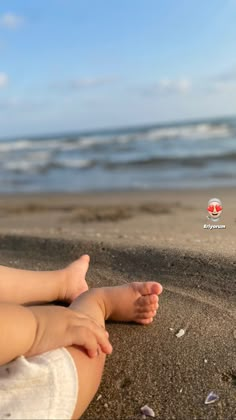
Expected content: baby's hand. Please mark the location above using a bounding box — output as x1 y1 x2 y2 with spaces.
26 306 112 359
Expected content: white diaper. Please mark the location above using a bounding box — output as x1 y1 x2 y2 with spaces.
0 348 78 419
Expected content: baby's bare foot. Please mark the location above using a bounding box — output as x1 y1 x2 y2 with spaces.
102 281 163 325
59 255 90 302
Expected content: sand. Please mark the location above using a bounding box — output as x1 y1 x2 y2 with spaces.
0 188 235 419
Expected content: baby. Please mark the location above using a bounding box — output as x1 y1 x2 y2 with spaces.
0 255 162 419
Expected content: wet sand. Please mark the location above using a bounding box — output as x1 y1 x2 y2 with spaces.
0 189 235 419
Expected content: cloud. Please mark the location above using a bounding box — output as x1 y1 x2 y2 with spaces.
52 76 118 91
0 97 44 111
216 67 236 82
0 72 8 88
158 78 191 94
207 66 236 93
140 78 192 96
213 80 236 92
0 13 24 29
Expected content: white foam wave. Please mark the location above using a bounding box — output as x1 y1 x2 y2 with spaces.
77 136 110 149
0 122 233 157
3 158 94 173
0 139 31 152
145 124 231 141
3 161 38 172
55 159 93 169
0 138 68 153
76 123 232 148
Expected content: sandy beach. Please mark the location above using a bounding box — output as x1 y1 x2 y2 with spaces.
0 188 235 419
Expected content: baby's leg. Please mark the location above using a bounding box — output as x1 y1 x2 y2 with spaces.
0 255 89 305
66 281 162 419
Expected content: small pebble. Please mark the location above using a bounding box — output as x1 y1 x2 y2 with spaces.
176 328 185 338
179 388 183 393
104 403 108 408
204 359 208 364
169 328 174 332
96 394 102 401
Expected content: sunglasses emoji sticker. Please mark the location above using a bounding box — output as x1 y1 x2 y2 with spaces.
207 198 223 222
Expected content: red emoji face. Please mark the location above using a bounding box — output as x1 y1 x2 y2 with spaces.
207 198 223 220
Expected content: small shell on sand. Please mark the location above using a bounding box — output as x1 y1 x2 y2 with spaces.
140 405 155 417
176 328 185 338
205 391 219 405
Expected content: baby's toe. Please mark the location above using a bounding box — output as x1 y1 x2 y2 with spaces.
138 309 157 319
139 317 154 325
136 294 158 309
133 281 163 297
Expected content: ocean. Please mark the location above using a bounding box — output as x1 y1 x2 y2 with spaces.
0 116 236 193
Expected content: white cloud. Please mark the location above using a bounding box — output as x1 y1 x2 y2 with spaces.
140 78 192 96
212 80 236 93
0 97 46 111
206 66 236 93
0 13 24 29
0 72 8 88
216 67 236 82
157 78 191 94
71 78 111 88
52 76 118 91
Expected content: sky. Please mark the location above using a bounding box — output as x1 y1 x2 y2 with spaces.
0 0 236 137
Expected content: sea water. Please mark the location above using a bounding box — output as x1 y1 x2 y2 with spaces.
0 116 236 193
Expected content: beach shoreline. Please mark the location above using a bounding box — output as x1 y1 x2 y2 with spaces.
0 187 235 257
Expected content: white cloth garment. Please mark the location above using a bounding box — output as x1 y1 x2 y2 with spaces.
0 348 78 420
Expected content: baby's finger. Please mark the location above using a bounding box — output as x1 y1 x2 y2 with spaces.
82 318 113 355
72 326 99 358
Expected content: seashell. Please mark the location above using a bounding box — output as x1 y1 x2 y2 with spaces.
140 404 155 417
205 391 219 404
176 328 185 338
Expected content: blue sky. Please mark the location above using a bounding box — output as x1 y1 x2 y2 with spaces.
0 0 236 137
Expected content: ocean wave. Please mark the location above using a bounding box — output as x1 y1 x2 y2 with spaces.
105 151 236 169
76 123 233 149
1 121 233 154
0 138 69 153
54 158 95 169
3 158 95 173
144 123 232 141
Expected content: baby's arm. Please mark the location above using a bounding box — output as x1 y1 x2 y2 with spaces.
0 302 37 365
0 302 112 366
